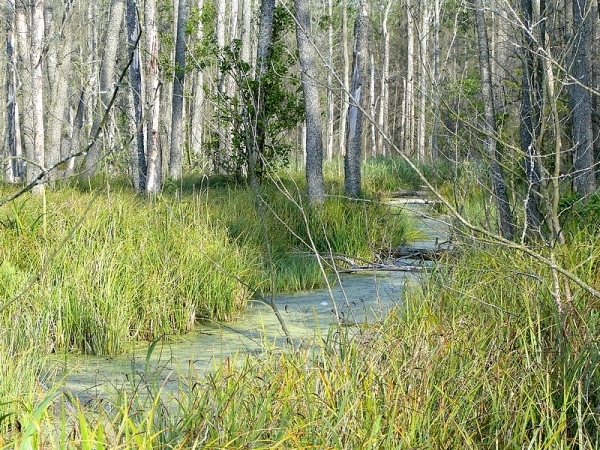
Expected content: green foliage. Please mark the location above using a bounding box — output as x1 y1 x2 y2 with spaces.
210 5 303 181
559 191 600 231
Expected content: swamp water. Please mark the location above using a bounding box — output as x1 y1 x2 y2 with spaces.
57 201 450 404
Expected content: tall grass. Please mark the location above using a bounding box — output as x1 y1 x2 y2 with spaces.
0 168 413 357
5 159 600 447
15 235 600 448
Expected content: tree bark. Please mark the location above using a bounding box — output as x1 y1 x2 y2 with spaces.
145 0 162 193
83 0 125 177
404 0 415 156
190 0 205 159
169 0 188 179
46 1 72 182
251 0 275 179
431 0 441 159
294 0 326 202
4 0 23 182
344 0 369 198
339 0 350 155
377 0 392 156
417 0 430 161
126 0 146 191
474 0 515 239
31 0 45 193
520 0 543 235
326 0 334 161
570 0 596 197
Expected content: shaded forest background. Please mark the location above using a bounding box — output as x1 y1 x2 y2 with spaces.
2 0 599 225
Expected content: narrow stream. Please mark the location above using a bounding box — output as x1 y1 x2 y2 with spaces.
58 201 449 404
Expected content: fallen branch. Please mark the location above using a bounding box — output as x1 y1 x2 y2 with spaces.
329 254 428 273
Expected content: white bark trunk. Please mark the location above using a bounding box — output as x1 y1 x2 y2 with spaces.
31 0 45 192
145 0 162 193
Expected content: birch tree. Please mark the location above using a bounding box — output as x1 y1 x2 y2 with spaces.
30 0 45 192
145 0 162 193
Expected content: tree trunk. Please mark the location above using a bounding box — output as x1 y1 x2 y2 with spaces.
126 0 146 191
31 0 45 193
251 0 275 179
377 0 391 156
240 0 253 63
15 0 34 180
169 0 188 179
431 0 441 159
344 0 369 198
326 0 334 161
474 0 514 239
214 0 227 171
294 0 326 202
520 0 543 235
83 0 125 177
46 1 72 181
570 0 596 197
339 0 350 155
190 0 205 159
4 0 23 182
405 0 415 156
145 0 162 193
417 0 429 161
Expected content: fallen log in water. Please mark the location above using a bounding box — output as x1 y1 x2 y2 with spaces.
389 189 430 198
330 255 428 273
391 246 450 260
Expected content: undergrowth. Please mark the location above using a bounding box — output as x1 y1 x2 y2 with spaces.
5 233 600 448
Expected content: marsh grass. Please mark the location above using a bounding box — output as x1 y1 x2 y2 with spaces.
5 210 600 445
18 232 600 448
0 166 413 359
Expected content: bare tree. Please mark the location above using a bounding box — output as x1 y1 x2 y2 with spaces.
4 0 23 182
83 0 125 177
45 0 73 181
344 0 369 197
474 0 514 239
126 0 146 191
569 0 596 197
377 0 392 157
169 0 188 179
520 0 544 235
145 0 162 193
31 0 45 193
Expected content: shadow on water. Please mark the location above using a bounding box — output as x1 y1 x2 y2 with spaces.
57 201 450 404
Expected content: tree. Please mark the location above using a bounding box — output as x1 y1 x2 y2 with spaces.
251 0 276 179
569 0 596 197
294 0 326 202
126 0 146 191
377 0 392 157
45 0 73 182
83 0 125 177
145 0 162 193
4 0 23 182
344 0 369 198
169 0 188 180
520 0 544 235
473 0 514 239
30 0 45 193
